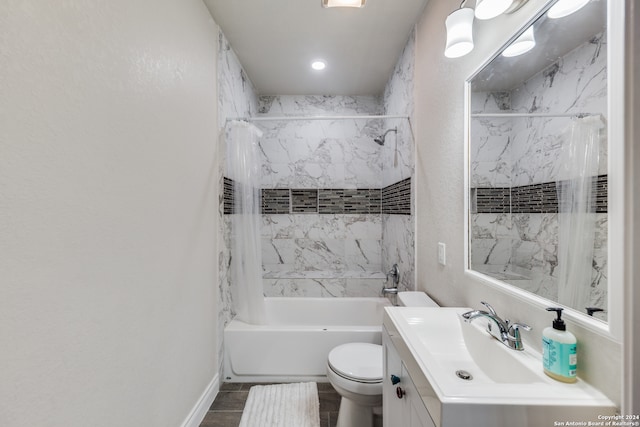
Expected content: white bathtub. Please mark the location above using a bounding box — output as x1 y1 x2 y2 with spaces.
223 297 391 382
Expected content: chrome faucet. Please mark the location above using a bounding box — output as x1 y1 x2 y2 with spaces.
386 264 400 286
381 264 400 297
461 301 531 351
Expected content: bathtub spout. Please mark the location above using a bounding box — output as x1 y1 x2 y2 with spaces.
381 287 398 296
381 286 398 306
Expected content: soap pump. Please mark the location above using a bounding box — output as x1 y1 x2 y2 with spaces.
542 307 577 383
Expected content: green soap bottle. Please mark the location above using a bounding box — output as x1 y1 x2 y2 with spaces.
542 307 577 383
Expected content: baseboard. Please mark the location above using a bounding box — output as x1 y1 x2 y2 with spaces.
181 373 219 427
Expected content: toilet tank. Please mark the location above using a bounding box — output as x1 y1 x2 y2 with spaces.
397 292 439 307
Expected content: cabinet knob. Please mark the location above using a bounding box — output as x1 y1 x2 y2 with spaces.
390 374 401 385
396 386 405 399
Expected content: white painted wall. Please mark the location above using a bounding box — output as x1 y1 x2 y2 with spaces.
0 1 220 426
414 0 622 407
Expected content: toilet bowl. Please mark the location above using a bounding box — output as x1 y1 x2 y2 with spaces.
326 342 383 427
326 291 440 427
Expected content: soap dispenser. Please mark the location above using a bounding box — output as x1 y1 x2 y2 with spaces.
542 307 577 383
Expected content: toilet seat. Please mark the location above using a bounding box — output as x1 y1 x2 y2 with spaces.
328 343 382 384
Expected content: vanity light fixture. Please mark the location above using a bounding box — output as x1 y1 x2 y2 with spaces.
444 5 475 58
322 0 366 8
547 0 589 19
311 60 326 70
444 0 530 58
502 26 536 57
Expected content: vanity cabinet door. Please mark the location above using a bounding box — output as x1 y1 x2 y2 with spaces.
382 329 405 425
383 328 435 427
403 367 435 427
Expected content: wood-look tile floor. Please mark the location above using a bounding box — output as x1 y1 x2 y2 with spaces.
200 382 378 427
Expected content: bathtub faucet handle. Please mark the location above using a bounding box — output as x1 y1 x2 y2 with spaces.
386 264 400 286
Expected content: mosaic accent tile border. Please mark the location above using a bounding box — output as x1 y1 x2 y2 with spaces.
291 189 318 213
223 177 410 215
318 189 344 214
344 189 382 214
594 174 608 213
474 188 511 213
382 178 411 215
511 182 558 214
223 177 234 215
262 189 290 214
474 175 608 214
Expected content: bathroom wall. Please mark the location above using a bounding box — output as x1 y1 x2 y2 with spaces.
469 33 608 319
0 1 220 426
414 0 621 406
382 29 417 292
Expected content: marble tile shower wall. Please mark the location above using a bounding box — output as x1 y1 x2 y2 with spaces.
217 30 259 372
381 29 416 292
256 95 388 297
470 33 608 314
218 30 418 306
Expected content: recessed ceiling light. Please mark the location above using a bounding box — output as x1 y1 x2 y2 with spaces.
322 0 366 8
311 61 326 71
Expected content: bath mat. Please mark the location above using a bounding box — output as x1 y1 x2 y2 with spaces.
239 382 320 427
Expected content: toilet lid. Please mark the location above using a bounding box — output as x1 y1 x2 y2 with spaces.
328 343 383 383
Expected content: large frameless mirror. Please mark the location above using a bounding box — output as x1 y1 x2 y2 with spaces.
465 0 610 323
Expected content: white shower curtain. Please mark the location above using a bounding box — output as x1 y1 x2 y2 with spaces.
227 120 266 325
556 116 604 312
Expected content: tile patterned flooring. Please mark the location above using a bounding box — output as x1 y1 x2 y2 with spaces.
199 382 343 427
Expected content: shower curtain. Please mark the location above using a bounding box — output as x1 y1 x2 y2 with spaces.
227 120 266 325
556 116 604 312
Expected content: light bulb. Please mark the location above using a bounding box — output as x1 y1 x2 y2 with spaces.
475 0 513 20
502 26 536 57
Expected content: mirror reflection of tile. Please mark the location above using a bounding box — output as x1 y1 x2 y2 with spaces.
469 27 608 321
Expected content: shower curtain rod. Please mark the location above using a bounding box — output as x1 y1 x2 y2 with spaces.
226 114 410 122
471 112 601 118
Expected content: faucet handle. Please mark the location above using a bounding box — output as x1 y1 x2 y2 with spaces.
480 301 497 316
508 322 532 351
508 322 531 334
386 264 400 286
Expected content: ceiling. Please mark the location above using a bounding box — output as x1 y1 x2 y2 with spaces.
203 0 429 96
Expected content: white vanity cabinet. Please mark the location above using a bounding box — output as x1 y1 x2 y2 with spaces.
383 326 435 427
382 307 617 427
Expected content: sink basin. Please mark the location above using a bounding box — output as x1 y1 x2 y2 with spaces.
384 307 616 426
458 312 542 384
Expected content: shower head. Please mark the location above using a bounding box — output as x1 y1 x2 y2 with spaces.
374 127 397 146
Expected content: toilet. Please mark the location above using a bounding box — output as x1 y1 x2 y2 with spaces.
326 291 439 427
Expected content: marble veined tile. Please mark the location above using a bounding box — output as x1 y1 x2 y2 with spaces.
382 214 415 291
292 238 346 272
344 239 382 272
345 279 387 297
343 215 382 239
263 278 347 298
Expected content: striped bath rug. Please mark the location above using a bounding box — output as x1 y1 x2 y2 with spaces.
239 382 320 427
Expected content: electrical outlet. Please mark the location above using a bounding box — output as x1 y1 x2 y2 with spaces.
438 242 446 265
